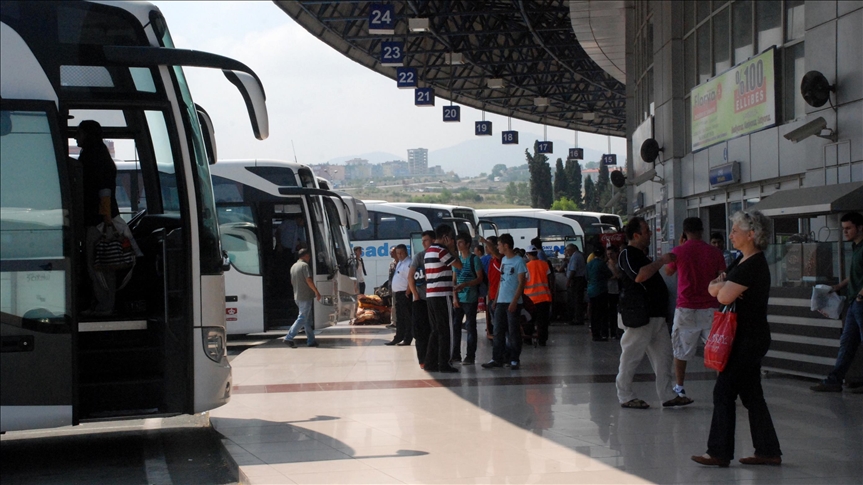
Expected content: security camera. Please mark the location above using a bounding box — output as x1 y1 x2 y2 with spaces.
783 117 837 143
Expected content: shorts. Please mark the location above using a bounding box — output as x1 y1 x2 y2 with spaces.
671 307 715 361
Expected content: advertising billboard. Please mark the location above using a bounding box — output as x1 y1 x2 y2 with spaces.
691 48 777 152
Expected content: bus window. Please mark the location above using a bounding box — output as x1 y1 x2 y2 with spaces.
323 198 350 273
348 214 374 241
539 219 576 237
146 110 181 214
246 166 298 187
308 200 333 275
377 214 421 240
217 205 255 225
410 207 449 228
212 175 243 203
297 167 317 188
220 223 260 275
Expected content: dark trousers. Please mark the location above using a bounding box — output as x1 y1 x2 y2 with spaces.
492 301 522 364
707 343 781 461
358 282 366 295
452 301 478 361
568 276 587 325
532 301 551 344
589 293 610 339
393 291 412 343
826 300 863 385
412 298 431 365
425 296 453 370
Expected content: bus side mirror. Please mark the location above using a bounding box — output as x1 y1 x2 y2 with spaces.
221 250 231 272
222 70 269 140
196 104 217 165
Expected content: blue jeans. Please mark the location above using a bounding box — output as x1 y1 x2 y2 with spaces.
285 299 316 345
826 300 863 385
452 301 478 360
492 301 522 364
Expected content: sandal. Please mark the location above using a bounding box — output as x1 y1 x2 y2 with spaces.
662 395 694 407
621 399 650 409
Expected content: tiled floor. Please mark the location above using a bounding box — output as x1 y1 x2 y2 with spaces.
212 320 863 484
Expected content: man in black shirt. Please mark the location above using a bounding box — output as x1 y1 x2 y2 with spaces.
616 217 692 409
78 120 120 315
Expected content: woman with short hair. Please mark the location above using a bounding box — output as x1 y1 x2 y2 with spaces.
692 210 782 467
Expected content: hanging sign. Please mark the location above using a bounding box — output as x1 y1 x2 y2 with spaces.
568 148 584 160
691 47 777 151
442 106 460 122
380 41 404 66
709 161 740 187
502 131 519 145
601 154 618 165
415 87 434 106
536 141 553 154
475 121 492 136
368 4 395 34
396 67 417 88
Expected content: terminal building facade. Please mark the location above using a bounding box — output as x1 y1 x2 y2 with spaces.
624 1 862 379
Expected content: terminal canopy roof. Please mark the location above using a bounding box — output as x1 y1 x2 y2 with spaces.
275 1 626 136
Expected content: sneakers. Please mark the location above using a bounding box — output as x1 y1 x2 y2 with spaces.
509 361 520 370
283 339 296 348
307 342 319 348
481 360 503 368
810 382 842 392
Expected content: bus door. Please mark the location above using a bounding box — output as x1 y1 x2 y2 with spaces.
1 103 74 432
263 200 307 329
322 196 356 323
478 220 499 239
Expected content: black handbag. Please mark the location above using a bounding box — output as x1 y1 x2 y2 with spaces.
617 282 650 328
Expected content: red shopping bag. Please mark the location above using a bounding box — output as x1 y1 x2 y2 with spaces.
478 297 486 312
704 305 737 372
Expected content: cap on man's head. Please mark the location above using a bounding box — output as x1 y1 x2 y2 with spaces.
525 245 539 254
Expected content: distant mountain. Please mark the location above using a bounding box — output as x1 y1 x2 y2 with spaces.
326 151 404 164
429 134 606 177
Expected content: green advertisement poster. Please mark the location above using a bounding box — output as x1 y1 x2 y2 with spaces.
691 48 776 152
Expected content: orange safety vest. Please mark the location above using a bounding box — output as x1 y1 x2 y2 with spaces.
524 260 552 303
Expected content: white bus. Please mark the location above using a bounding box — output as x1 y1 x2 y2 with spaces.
1 0 268 432
475 209 585 256
211 160 358 334
388 203 485 237
350 202 433 291
548 210 624 254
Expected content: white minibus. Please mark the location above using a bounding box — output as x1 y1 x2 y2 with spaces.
475 209 585 255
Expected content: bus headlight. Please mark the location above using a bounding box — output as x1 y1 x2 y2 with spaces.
321 295 335 306
204 327 226 362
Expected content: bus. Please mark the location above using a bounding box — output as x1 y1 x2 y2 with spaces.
387 202 485 237
475 209 585 256
1 1 268 432
548 211 624 254
350 202 433 291
210 160 358 334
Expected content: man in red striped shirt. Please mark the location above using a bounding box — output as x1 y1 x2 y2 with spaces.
423 224 463 373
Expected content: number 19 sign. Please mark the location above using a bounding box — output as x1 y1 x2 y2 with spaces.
475 121 492 136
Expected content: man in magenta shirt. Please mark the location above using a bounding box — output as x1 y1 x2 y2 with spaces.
665 217 726 401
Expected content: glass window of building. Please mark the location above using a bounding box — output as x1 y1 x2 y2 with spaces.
685 34 696 91
697 24 712 84
732 0 753 64
785 0 805 42
713 7 730 74
784 42 806 121
756 1 783 51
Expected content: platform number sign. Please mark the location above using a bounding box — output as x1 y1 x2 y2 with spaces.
568 148 584 160
443 106 460 122
601 154 618 165
368 4 395 35
475 121 492 136
396 67 417 88
502 130 519 145
536 141 553 154
415 87 434 107
380 41 404 66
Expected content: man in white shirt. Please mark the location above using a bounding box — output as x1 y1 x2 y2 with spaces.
386 244 413 346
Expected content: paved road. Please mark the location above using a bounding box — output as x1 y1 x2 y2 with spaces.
0 415 236 485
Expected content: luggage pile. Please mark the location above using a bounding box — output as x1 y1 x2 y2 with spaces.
352 294 391 325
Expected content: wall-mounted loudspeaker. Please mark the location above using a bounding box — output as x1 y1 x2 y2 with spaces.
640 138 663 164
800 71 834 108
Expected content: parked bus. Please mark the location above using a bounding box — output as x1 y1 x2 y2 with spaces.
475 209 585 256
548 210 624 254
211 160 357 334
388 202 484 237
1 0 268 432
350 202 433 291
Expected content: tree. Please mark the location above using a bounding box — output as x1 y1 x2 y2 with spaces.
565 159 582 204
583 176 598 212
489 163 508 180
525 146 553 209
596 163 611 210
553 158 568 201
504 181 518 204
516 182 530 205
550 196 579 211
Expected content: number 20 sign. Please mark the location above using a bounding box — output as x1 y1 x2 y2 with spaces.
415 87 434 107
443 106 460 122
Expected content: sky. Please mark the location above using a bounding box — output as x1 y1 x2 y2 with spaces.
153 1 627 173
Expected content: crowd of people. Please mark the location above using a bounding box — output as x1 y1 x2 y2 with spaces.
288 208 863 468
